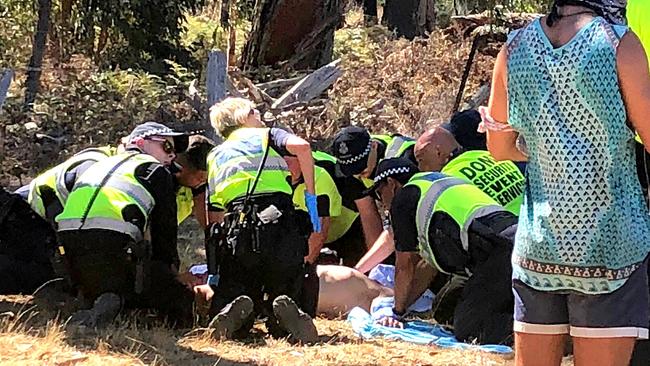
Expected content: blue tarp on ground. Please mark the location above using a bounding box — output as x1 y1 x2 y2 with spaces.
347 307 513 354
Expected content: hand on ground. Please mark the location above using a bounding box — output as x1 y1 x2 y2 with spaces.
376 316 404 329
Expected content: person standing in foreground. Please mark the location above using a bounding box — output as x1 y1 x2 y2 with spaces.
484 1 650 365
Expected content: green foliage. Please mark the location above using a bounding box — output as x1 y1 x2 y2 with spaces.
61 0 205 73
0 60 200 176
0 0 36 68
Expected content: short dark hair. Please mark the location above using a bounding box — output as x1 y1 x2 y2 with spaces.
177 135 215 171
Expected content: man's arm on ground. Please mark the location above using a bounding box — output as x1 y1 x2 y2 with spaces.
354 229 395 274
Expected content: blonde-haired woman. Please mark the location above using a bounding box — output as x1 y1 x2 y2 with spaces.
202 97 321 343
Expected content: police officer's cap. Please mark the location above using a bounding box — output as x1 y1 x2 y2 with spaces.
332 126 372 177
365 157 419 197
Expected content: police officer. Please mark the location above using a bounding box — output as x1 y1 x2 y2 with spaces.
25 146 116 227
0 187 57 294
331 126 417 182
56 122 194 328
313 150 385 267
173 135 215 228
1 146 116 295
440 109 487 151
368 158 517 345
415 126 525 216
205 97 319 343
285 154 342 264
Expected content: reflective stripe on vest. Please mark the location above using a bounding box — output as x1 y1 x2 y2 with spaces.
384 135 415 158
57 217 142 241
441 150 524 216
207 128 292 210
55 148 115 203
406 172 504 274
56 153 158 242
28 148 112 218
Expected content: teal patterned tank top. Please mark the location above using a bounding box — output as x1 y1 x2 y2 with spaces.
507 17 650 294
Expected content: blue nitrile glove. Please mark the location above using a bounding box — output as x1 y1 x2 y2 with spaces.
304 191 321 233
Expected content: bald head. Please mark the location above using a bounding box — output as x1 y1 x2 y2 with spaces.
415 127 462 172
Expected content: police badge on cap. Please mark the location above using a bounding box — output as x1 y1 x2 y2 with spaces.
332 126 372 177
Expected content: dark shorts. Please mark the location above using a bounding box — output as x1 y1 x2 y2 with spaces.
513 258 649 339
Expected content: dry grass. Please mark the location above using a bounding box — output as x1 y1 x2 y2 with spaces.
0 304 517 366
0 219 578 365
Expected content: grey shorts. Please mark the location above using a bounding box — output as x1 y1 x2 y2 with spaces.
513 258 649 339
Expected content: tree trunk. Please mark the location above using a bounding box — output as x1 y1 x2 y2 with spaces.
24 0 52 111
383 0 435 39
242 0 344 70
355 0 377 19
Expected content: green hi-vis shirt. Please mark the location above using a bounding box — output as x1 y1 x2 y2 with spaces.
441 150 524 216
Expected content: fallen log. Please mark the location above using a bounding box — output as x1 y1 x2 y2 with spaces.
271 59 342 109
256 76 304 96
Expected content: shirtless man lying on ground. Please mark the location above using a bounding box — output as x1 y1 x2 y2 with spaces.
194 265 394 319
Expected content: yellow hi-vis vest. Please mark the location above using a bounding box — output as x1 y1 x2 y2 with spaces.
56 153 158 242
176 186 194 224
441 150 524 216
206 128 292 210
405 172 504 274
372 134 415 159
293 165 343 242
28 146 115 219
312 151 360 242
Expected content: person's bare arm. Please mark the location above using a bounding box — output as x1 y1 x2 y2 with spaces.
355 196 383 248
376 251 419 328
285 135 316 195
393 251 420 314
354 229 395 274
486 46 528 162
406 258 437 306
618 31 650 152
306 217 330 264
192 191 207 229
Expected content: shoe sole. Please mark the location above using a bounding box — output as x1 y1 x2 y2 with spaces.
272 296 318 344
210 296 254 339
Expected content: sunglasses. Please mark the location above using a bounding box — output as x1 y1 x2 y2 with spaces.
373 181 386 201
145 137 175 154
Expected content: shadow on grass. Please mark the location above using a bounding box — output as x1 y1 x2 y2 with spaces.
0 295 261 365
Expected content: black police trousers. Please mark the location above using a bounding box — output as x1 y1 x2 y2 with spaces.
209 193 315 337
435 211 518 346
0 187 57 294
58 229 194 327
